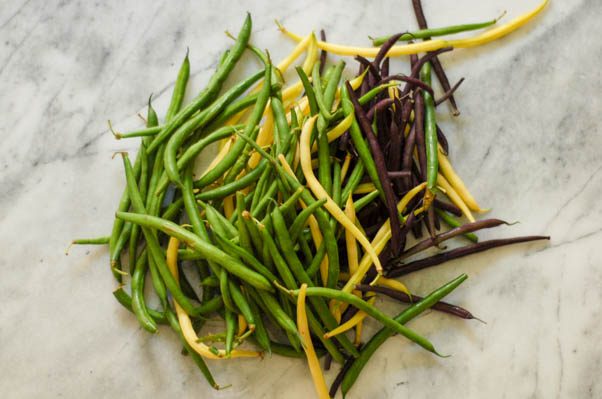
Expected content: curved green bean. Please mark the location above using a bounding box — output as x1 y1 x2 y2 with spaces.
116 212 274 292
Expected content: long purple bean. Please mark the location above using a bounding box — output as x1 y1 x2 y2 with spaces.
355 284 478 320
401 219 509 259
386 236 550 277
346 82 402 255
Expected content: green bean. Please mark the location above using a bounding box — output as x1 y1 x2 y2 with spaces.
113 125 162 140
214 233 278 282
324 60 345 112
353 190 380 212
225 309 237 356
147 255 168 310
259 221 297 290
235 192 253 253
195 296 224 315
195 64 271 188
160 197 184 221
341 274 468 396
121 153 201 315
278 186 303 217
182 167 207 239
112 288 166 324
297 231 313 262
200 275 219 287
340 160 365 203
128 143 149 274
116 212 274 292
145 144 165 210
332 161 342 209
287 286 440 355
245 289 271 353
110 222 132 278
251 181 279 219
147 14 252 152
255 289 301 351
196 160 266 202
420 62 438 191
229 282 255 328
165 49 190 122
130 250 158 333
288 198 327 242
164 70 263 187
290 106 299 130
70 236 110 245
370 16 501 46
219 267 236 312
295 66 318 116
241 212 269 267
270 96 291 154
341 90 384 200
203 202 238 239
312 62 333 120
306 242 326 279
250 165 273 210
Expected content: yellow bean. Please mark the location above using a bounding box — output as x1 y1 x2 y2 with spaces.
324 296 376 339
278 0 548 57
300 116 382 273
437 173 475 222
297 284 330 399
166 237 260 360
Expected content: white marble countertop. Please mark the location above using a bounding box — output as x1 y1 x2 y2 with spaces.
2 0 601 398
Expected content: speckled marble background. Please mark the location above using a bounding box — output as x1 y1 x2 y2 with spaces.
1 0 601 398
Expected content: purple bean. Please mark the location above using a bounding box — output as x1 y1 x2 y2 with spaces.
402 219 509 259
386 236 550 277
355 284 478 320
346 82 402 255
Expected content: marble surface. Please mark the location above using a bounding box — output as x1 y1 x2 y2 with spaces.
1 0 601 397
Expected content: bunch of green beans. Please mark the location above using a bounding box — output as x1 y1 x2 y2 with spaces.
71 9 548 397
